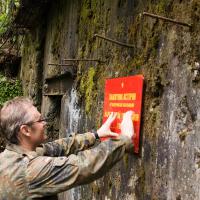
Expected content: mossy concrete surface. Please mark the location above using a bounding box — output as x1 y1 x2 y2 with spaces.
19 0 200 199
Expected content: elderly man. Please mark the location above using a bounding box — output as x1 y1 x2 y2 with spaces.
0 97 134 200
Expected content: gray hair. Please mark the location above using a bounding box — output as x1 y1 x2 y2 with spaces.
0 97 34 144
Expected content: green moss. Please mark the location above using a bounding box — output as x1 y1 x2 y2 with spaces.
155 0 170 13
141 31 160 61
91 182 100 194
178 129 188 142
115 20 125 38
79 67 97 114
78 0 102 50
0 0 20 35
123 153 129 169
136 166 145 184
80 3 91 20
51 27 61 60
50 2 66 60
122 56 144 75
197 161 200 169
0 74 23 106
0 13 10 35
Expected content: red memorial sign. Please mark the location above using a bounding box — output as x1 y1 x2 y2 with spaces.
102 75 144 153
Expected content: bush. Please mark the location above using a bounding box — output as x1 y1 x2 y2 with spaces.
0 74 23 106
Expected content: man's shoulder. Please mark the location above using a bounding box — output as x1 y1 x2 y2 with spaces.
0 149 26 166
0 149 28 184
0 148 23 160
0 149 30 199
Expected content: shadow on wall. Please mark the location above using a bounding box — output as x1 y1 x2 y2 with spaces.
45 95 62 142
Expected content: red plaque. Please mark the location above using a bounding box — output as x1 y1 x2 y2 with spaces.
102 75 144 153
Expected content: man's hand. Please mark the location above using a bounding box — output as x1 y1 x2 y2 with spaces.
120 111 134 139
97 112 118 138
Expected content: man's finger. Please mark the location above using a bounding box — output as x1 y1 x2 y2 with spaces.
105 112 117 124
110 112 117 122
106 112 114 122
109 131 119 137
123 111 133 118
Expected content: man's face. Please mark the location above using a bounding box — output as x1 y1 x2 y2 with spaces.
26 105 47 146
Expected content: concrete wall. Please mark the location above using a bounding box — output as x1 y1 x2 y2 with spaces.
20 0 200 199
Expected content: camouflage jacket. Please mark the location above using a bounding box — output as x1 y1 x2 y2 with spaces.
0 132 132 200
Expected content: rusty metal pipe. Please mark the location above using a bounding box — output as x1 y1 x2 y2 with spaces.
94 34 134 48
143 12 192 28
62 58 101 62
48 63 74 66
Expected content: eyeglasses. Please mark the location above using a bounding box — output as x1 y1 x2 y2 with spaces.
23 117 48 126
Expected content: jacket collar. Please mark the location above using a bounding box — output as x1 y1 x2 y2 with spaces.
6 143 38 159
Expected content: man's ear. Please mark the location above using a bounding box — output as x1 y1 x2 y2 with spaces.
19 125 31 137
